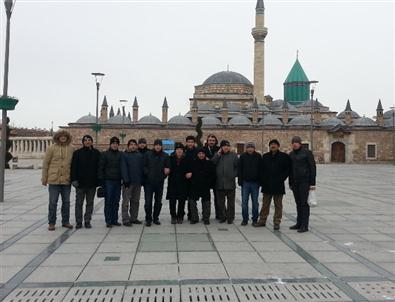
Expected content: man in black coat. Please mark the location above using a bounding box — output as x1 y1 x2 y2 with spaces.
189 148 216 224
288 136 316 233
70 135 101 229
166 143 190 224
98 137 122 228
184 135 197 221
256 139 291 230
143 139 170 226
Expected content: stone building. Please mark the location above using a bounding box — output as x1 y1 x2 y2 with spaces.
62 0 395 164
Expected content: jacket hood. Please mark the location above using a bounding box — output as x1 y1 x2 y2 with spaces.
53 130 72 145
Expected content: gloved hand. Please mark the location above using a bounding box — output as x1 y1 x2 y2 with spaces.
72 181 79 188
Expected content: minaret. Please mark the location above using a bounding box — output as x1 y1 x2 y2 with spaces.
99 95 108 122
376 99 384 126
191 99 198 124
252 0 268 104
132 97 139 123
109 106 115 118
344 99 353 125
162 97 169 123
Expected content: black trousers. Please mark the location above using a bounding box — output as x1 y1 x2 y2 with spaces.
144 183 164 222
75 187 96 224
189 198 211 222
169 199 186 219
292 182 310 228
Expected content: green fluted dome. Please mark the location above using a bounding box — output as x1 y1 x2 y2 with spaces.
284 59 309 83
284 58 310 105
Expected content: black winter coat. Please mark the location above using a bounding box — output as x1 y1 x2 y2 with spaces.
204 145 220 159
98 149 122 181
70 146 101 188
120 151 144 185
261 151 291 195
144 150 170 185
289 147 316 187
166 155 190 200
189 159 216 200
237 151 262 185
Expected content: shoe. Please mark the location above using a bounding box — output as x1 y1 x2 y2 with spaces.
131 220 142 225
273 224 280 231
153 220 161 225
289 224 300 230
62 223 74 229
84 222 92 229
254 221 266 227
219 219 226 223
106 223 112 228
177 218 183 224
227 220 233 224
123 222 132 227
145 221 152 227
190 220 198 224
297 227 308 233
48 224 55 231
204 220 210 225
76 224 83 229
171 218 177 224
241 221 248 226
113 222 121 226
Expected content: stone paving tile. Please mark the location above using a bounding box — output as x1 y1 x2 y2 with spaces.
40 253 92 267
87 252 135 266
324 263 381 277
25 266 84 282
179 263 228 279
96 242 138 253
130 264 179 280
259 251 306 263
134 252 177 264
78 265 131 281
178 251 221 264
219 251 263 263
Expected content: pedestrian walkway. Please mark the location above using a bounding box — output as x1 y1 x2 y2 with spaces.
0 165 394 301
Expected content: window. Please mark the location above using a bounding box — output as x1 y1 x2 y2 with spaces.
366 144 377 159
236 143 245 155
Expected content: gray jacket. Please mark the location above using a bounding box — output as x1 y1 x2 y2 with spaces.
212 151 238 190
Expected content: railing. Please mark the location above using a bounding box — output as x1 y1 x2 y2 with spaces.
9 137 53 156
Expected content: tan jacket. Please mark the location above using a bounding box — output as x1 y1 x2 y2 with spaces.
41 131 74 185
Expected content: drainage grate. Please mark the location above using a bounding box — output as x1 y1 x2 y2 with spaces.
104 256 120 262
349 281 395 301
285 283 351 301
124 286 179 302
217 228 228 231
181 285 237 302
234 283 296 301
3 287 69 302
63 287 124 302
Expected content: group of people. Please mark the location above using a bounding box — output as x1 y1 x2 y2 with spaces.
41 131 316 233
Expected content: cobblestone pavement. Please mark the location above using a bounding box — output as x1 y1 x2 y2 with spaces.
1 165 394 301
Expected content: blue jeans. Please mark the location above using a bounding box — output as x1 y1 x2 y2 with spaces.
241 181 259 222
48 184 71 225
104 180 121 224
144 183 164 222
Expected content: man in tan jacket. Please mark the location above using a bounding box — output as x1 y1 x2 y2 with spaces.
42 130 74 231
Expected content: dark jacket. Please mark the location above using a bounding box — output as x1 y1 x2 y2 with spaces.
237 151 262 185
204 145 220 159
138 147 150 154
289 147 316 187
166 154 190 200
261 151 291 195
144 149 170 185
184 147 197 163
98 149 122 181
189 158 216 200
70 146 101 188
120 150 144 185
212 151 238 190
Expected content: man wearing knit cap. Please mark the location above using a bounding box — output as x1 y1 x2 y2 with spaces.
288 136 316 233
71 134 101 229
212 140 238 224
257 139 291 230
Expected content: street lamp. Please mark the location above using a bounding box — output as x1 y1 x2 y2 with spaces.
91 72 105 147
0 0 18 203
309 80 319 152
119 99 128 144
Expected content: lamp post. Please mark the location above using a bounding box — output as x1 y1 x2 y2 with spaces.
391 105 395 166
0 0 18 203
309 80 319 152
91 72 105 147
119 99 128 144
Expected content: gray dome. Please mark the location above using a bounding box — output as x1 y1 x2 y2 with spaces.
337 110 360 119
320 117 345 127
260 115 283 126
202 115 221 126
384 117 395 127
168 115 193 125
227 103 242 112
76 113 96 124
138 114 161 124
203 71 252 85
297 99 325 108
228 115 252 126
354 116 376 126
198 103 215 111
384 109 395 119
107 114 132 124
268 99 298 112
288 115 311 126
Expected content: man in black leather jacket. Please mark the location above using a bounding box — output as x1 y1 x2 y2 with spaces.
288 136 316 233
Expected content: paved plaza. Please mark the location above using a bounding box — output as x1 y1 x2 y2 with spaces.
0 165 394 301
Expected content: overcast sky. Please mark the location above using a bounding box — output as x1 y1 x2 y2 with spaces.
0 0 394 129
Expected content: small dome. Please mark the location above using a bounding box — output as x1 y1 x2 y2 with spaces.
384 109 395 119
354 116 376 126
107 114 132 124
168 115 193 125
228 115 252 126
198 103 215 111
384 117 395 127
320 117 345 127
260 115 283 126
337 110 360 119
268 99 298 112
202 115 222 126
297 99 327 109
288 115 311 126
138 114 161 124
76 113 96 124
203 71 252 85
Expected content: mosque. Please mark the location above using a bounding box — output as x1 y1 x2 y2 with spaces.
64 0 395 164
